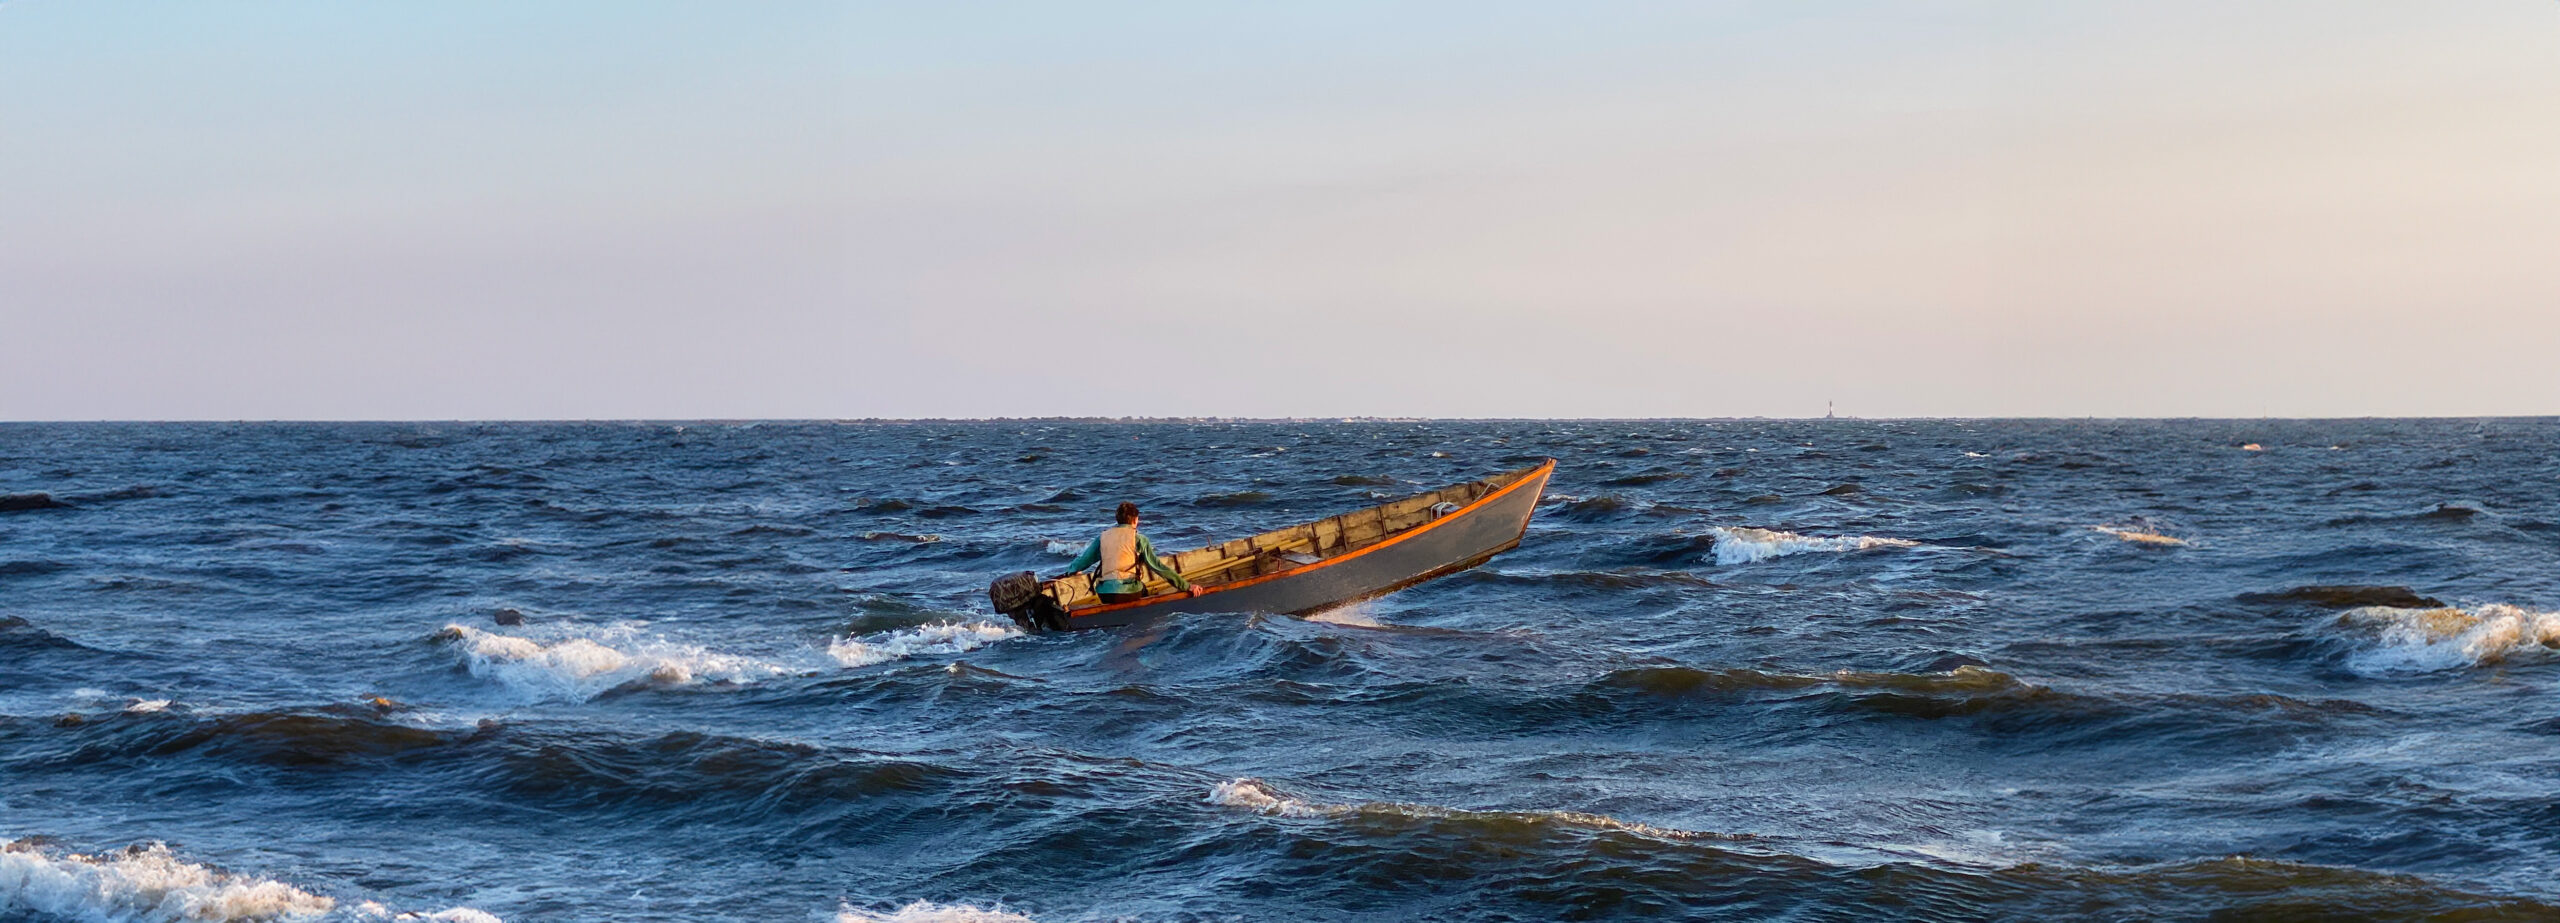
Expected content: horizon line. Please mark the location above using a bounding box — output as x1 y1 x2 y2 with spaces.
5 414 2555 426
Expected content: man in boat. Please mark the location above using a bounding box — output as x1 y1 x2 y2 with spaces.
1057 502 1204 603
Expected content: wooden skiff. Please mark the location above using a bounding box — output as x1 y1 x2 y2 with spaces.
996 459 1554 630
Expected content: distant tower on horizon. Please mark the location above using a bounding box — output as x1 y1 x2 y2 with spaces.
1826 400 1835 419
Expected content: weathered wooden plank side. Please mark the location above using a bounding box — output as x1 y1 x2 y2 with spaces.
1034 461 1545 615
1053 459 1552 629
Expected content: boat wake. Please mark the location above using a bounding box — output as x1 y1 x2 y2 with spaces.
439 618 1027 699
0 838 498 923
1707 527 1919 565
437 624 795 702
1305 602 1386 628
827 622 1020 669
2331 603 2560 674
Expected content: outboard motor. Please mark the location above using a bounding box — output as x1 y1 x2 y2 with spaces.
988 571 1070 632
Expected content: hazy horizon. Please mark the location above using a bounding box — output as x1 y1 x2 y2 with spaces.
7 2 2556 421
12 414 2557 426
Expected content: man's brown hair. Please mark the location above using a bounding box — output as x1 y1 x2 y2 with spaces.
1115 502 1140 525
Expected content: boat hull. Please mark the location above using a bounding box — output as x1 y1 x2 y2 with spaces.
1057 461 1552 630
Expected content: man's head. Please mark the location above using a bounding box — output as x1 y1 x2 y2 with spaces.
1115 502 1140 525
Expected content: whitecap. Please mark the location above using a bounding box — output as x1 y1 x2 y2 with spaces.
438 624 792 702
1706 527 1919 565
1207 778 1344 818
124 698 173 713
827 622 1020 669
0 839 334 922
1042 539 1081 556
2335 603 2560 674
836 901 1036 923
2091 525 2189 547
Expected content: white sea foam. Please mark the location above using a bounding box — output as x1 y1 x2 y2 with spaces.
1306 603 1384 628
836 901 1036 923
0 839 334 922
827 622 1020 669
1043 539 1081 556
439 624 793 702
1706 527 1919 565
2335 603 2560 674
2091 525 2190 547
124 699 173 713
1208 778 1342 818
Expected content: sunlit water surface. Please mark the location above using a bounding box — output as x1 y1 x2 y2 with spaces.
4 420 2557 921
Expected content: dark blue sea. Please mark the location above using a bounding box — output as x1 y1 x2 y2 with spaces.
5 420 2558 922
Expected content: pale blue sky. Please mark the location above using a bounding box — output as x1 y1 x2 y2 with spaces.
4 2 2554 419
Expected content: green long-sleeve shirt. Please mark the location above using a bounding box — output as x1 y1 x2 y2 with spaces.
1060 532 1190 595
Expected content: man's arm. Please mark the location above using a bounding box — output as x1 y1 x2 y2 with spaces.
1054 538 1100 579
1136 535 1190 591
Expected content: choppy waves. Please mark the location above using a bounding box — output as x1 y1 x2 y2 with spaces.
2331 603 2560 674
1209 779 1729 843
1587 663 2383 743
0 839 496 923
14 419 2560 918
1197 781 2553 918
0 840 333 922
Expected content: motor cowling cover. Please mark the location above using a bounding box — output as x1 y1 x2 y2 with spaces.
989 571 1041 617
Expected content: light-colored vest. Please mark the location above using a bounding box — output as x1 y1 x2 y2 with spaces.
1097 525 1141 584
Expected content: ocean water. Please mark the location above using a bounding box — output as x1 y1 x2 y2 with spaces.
3 419 2558 922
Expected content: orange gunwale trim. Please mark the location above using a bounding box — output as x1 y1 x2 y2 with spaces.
1065 458 1556 619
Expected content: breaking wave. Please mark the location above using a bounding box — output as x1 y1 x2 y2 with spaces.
1707 527 1918 565
0 839 334 922
437 624 795 702
2332 603 2560 674
827 622 1020 669
835 901 1035 923
0 838 503 922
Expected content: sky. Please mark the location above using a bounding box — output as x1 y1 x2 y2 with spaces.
3 1 2555 420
